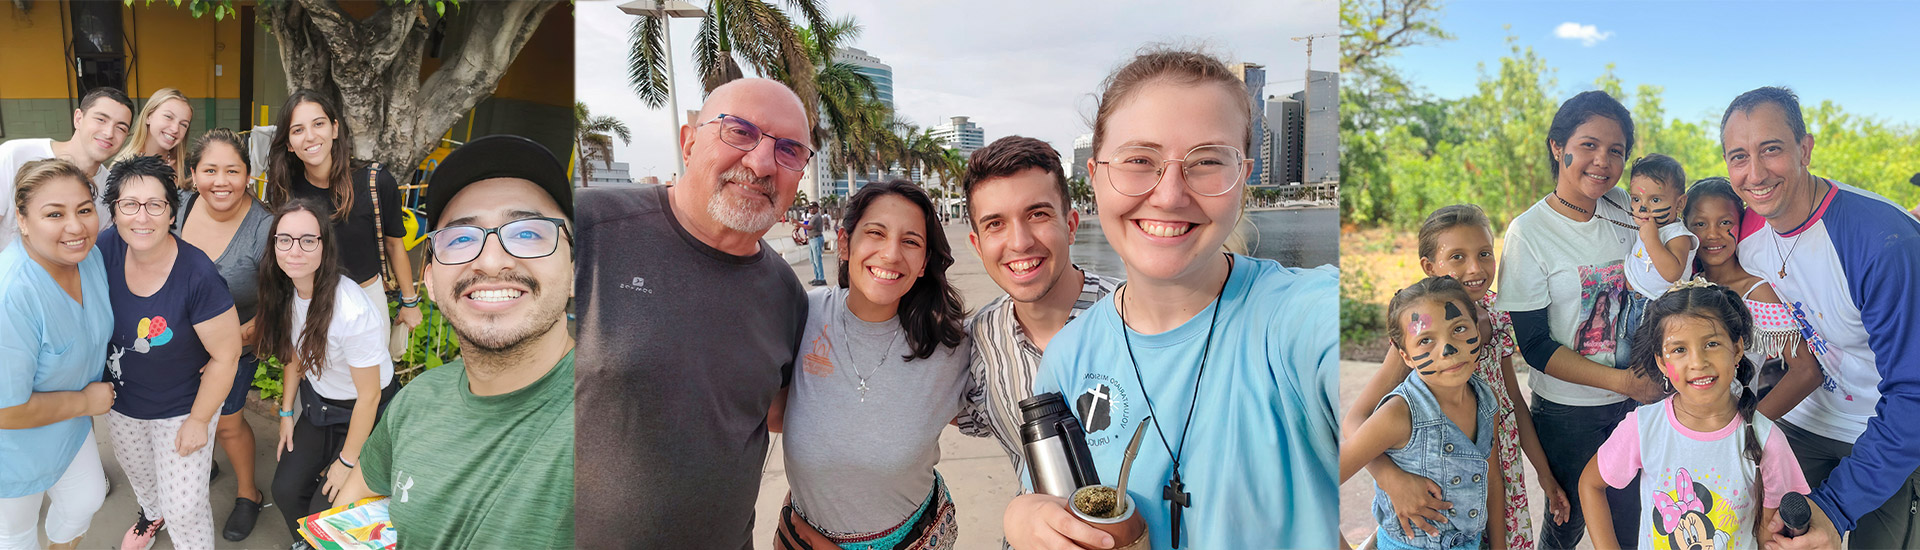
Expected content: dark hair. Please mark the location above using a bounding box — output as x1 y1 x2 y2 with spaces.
254 199 344 380
268 90 354 220
1385 276 1479 350
836 177 968 360
1721 87 1807 144
1629 284 1763 467
1546 90 1635 179
963 136 1070 225
1091 44 1252 157
1630 153 1687 194
1416 204 1493 261
104 155 181 216
1683 177 1743 274
12 159 95 217
188 128 252 188
78 87 134 115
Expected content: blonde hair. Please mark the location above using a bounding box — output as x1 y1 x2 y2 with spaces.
12 159 95 217
116 88 192 189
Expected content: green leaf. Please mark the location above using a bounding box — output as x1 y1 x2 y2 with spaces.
435 1 444 17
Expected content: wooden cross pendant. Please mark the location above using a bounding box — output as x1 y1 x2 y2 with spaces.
1164 475 1191 548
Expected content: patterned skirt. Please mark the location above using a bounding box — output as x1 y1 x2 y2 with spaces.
808 472 959 550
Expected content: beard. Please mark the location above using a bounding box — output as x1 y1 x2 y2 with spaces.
443 270 566 354
708 166 781 233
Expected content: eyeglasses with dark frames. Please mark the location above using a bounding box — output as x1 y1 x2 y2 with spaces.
697 114 815 172
426 217 573 265
114 199 172 217
273 233 322 252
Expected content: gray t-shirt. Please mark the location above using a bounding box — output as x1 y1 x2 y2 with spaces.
574 184 807 550
807 212 829 239
174 192 273 324
785 287 974 534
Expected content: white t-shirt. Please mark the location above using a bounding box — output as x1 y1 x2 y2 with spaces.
1495 187 1639 406
292 275 394 400
1626 222 1699 300
2 138 111 253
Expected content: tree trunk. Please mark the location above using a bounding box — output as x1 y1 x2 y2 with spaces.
263 0 560 185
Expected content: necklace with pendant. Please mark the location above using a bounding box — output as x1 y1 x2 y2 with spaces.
838 295 898 402
1772 176 1826 280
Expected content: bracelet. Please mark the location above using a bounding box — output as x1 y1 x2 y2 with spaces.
399 295 421 308
338 456 357 469
279 409 294 417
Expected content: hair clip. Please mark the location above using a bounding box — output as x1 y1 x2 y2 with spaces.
1671 276 1719 292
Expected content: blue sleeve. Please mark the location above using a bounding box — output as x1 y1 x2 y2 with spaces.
1277 266 1341 456
0 288 41 409
1809 222 1920 531
188 254 236 325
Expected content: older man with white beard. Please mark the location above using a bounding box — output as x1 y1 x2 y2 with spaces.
574 78 815 549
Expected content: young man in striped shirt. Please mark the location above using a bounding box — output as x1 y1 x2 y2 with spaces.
957 136 1120 483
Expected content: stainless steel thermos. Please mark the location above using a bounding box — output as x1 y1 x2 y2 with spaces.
1019 392 1100 498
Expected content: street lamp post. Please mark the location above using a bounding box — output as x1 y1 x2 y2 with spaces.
619 0 706 182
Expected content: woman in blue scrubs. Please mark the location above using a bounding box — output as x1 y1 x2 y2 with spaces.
0 159 116 550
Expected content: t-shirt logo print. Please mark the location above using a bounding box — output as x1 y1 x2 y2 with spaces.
1077 383 1115 433
133 316 173 353
618 275 654 294
803 327 834 377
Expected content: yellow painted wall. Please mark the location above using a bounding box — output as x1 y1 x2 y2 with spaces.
0 1 244 101
0 2 80 98
420 2 572 108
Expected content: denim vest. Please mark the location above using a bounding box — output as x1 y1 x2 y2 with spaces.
1372 374 1497 550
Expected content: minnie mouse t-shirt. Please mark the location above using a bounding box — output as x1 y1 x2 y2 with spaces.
100 230 235 419
1595 400 1810 550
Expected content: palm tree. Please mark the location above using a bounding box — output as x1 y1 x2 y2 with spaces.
574 102 632 186
627 0 829 129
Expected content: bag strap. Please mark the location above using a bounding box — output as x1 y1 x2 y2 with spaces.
366 162 397 291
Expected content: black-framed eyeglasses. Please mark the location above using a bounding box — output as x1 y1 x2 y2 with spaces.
273 233 322 252
697 114 815 172
1093 144 1249 197
113 198 172 217
426 217 572 265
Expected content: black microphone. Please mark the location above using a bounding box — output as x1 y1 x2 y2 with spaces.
1779 491 1811 538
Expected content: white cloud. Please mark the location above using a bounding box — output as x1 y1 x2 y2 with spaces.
1554 22 1613 47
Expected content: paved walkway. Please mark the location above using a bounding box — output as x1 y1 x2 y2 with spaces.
56 404 295 549
753 220 1021 550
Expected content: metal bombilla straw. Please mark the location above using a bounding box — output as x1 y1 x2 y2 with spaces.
1114 416 1153 501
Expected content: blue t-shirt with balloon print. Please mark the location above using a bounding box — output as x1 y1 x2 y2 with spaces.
100 229 234 420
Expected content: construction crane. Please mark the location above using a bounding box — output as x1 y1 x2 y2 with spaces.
1291 33 1334 185
1291 33 1335 74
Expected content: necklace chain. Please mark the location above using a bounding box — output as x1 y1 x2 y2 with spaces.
1772 175 1825 280
1118 255 1230 510
836 294 899 402
1553 191 1638 231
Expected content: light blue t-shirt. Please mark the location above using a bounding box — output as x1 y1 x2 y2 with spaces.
1035 254 1339 549
0 244 112 498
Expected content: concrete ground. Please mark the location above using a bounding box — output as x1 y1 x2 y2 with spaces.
753 219 1022 549
34 405 295 549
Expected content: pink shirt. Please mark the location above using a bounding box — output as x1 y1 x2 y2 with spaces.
1596 400 1810 549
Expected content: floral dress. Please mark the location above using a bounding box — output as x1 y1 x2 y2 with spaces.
1476 291 1533 549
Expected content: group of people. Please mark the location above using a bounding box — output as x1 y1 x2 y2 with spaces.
577 45 1341 549
1342 87 1920 550
2 85 577 549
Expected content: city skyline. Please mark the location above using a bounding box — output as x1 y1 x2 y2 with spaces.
575 0 1339 181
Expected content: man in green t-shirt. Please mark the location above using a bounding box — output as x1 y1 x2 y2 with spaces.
336 135 576 548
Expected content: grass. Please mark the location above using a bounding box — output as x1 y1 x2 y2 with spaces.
1339 225 1509 362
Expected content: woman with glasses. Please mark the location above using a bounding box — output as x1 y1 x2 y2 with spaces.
1002 46 1340 550
0 159 114 550
265 90 422 351
174 128 275 541
254 199 396 540
95 155 241 550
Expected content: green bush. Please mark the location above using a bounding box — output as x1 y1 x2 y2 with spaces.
252 293 462 400
1341 265 1386 347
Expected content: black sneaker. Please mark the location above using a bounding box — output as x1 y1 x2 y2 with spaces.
223 495 264 541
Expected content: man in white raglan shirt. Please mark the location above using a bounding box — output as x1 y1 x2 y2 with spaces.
0 87 134 252
1722 86 1920 550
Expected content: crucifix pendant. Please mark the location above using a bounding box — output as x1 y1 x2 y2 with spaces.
1164 475 1191 548
857 380 869 402
1779 268 1788 279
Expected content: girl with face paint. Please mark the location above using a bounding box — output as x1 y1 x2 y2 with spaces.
1682 179 1820 420
1342 276 1504 550
1576 282 1812 550
1344 205 1570 549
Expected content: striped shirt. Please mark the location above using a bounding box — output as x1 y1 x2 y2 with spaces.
959 267 1121 479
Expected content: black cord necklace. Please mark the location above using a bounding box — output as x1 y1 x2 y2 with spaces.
1117 253 1229 549
1552 190 1637 231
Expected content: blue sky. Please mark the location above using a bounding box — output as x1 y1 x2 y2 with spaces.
1387 1 1920 126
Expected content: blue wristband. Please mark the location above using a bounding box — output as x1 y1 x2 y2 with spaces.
279 409 294 417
